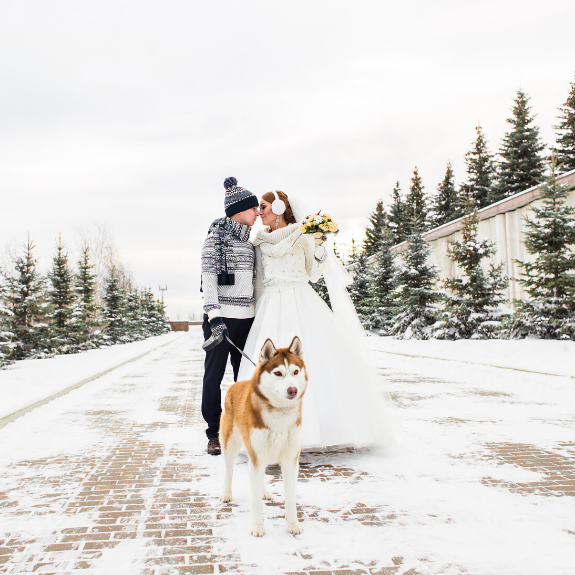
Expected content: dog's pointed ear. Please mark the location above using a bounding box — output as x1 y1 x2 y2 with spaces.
259 338 277 364
288 336 303 359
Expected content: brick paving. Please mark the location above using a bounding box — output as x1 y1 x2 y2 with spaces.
0 332 574 574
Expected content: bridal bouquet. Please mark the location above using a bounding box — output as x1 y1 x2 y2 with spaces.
299 211 339 236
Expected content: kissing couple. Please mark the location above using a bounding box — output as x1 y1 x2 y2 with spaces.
200 177 395 455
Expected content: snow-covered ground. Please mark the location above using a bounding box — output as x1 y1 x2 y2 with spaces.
367 335 575 377
0 328 574 574
0 332 183 420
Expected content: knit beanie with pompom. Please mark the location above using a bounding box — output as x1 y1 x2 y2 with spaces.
223 177 258 217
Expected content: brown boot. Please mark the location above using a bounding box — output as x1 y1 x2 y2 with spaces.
207 437 221 456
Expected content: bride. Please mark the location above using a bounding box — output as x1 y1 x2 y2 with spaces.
237 190 395 450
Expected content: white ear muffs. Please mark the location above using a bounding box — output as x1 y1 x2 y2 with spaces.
271 191 286 215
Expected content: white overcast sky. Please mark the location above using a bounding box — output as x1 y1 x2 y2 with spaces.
1 0 574 319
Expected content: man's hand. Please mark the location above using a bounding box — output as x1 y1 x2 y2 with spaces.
209 316 229 338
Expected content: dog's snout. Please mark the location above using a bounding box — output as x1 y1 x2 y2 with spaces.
287 386 298 399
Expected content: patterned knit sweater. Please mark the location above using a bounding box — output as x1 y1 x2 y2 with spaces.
201 218 255 319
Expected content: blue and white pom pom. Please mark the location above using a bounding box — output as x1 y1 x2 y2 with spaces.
224 177 238 189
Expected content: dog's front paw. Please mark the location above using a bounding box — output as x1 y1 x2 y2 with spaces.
251 523 265 537
220 491 232 502
287 521 303 535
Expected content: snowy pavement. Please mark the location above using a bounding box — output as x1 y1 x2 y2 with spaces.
0 328 574 575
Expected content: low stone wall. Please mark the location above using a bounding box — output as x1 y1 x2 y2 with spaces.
366 170 575 307
168 321 189 332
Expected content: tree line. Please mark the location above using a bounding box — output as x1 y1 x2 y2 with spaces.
331 77 575 340
362 79 575 254
0 236 169 367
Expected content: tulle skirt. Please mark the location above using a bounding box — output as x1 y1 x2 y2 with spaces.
238 282 396 450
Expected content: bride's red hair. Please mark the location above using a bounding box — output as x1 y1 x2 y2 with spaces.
261 191 297 225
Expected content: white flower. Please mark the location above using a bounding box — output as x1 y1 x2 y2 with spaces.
314 215 322 224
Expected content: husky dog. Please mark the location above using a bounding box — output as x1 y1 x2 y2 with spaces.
219 336 307 537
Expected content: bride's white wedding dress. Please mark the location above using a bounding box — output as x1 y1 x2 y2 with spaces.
237 219 395 450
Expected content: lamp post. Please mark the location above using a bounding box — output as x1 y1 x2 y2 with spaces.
159 285 167 302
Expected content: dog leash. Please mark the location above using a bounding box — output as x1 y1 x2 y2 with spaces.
225 335 257 367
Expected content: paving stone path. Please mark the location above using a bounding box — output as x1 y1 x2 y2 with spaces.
1 330 574 575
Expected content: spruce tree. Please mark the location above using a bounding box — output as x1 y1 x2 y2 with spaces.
388 182 408 244
333 242 342 264
503 153 575 339
70 243 99 348
554 74 575 173
311 242 345 310
140 288 158 337
347 250 372 327
363 199 388 257
101 264 126 344
346 236 361 265
431 162 459 227
463 125 496 208
150 298 170 335
310 277 331 309
431 195 508 339
47 236 76 351
1 237 47 359
389 216 440 339
491 89 545 203
124 288 145 341
368 229 396 333
0 286 15 366
404 168 428 235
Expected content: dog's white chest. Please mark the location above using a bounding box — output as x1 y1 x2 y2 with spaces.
250 410 302 462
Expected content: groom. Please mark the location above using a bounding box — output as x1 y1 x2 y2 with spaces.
200 177 259 455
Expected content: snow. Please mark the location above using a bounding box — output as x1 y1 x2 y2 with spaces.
184 335 575 574
0 332 183 419
366 335 575 378
1 330 574 574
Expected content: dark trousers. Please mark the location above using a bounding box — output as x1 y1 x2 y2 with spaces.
202 314 254 439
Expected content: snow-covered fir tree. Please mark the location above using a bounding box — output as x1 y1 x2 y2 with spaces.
70 243 99 348
491 89 545 204
503 154 575 339
310 277 331 309
430 162 459 227
139 288 170 336
333 242 342 264
348 250 372 327
149 297 170 336
431 196 508 340
47 236 76 352
1 237 48 359
363 199 388 257
404 168 428 236
463 125 496 209
0 286 15 366
311 240 346 310
367 229 396 334
554 74 575 173
124 288 145 341
346 236 361 265
101 264 126 344
388 182 408 244
389 217 440 339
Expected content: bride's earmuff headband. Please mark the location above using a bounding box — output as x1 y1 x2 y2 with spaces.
271 191 286 215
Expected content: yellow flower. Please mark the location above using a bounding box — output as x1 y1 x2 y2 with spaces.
299 224 306 232
319 223 329 232
330 222 338 232
324 213 331 219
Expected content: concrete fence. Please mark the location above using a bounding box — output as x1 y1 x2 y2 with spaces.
362 169 575 308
